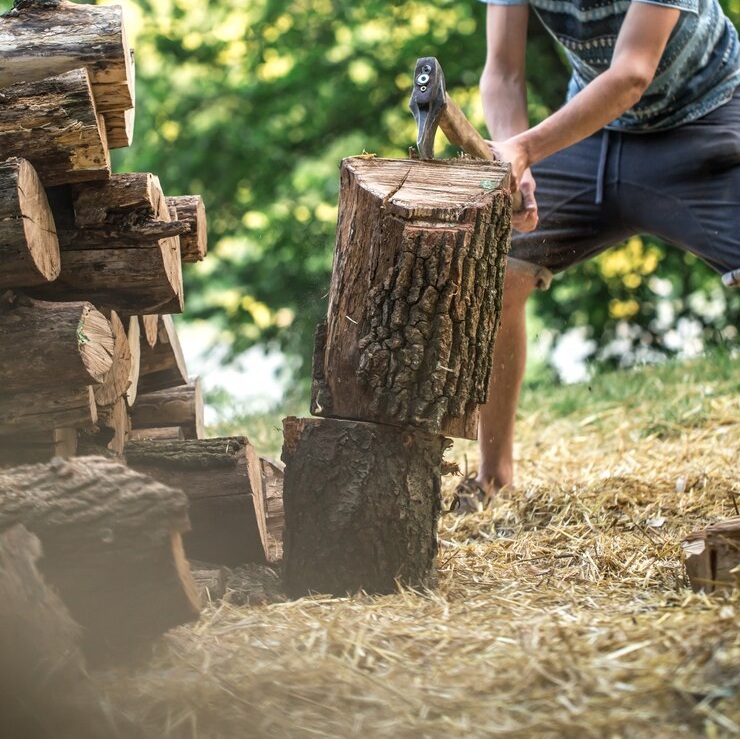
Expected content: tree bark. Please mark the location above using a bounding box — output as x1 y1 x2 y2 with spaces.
166 195 208 262
130 377 204 440
0 524 136 739
30 177 184 314
0 157 60 289
0 455 201 660
281 416 447 597
0 0 134 114
137 314 189 394
125 437 268 567
0 385 97 433
682 516 740 594
311 157 512 440
0 69 110 186
0 294 114 392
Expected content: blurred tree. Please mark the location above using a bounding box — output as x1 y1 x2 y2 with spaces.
2 0 733 383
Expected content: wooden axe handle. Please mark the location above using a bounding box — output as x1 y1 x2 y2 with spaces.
440 92 524 212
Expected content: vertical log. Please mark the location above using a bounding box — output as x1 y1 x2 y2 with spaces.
0 158 60 289
281 416 447 597
311 157 511 440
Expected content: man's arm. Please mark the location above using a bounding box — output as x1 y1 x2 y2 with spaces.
495 2 681 192
480 4 538 231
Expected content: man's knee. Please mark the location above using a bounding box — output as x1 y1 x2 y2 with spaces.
503 257 553 309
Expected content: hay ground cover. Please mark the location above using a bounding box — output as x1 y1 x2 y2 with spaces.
103 351 739 738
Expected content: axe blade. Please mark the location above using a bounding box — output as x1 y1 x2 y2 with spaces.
408 56 447 159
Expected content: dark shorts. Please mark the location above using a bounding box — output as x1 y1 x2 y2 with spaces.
512 88 740 278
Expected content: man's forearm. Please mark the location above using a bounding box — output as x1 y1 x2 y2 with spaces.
481 73 529 141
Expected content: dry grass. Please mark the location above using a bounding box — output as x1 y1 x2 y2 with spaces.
101 356 739 738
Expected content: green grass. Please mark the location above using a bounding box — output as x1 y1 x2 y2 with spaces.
206 348 739 458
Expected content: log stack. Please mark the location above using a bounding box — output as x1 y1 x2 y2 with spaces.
283 156 512 597
0 0 208 463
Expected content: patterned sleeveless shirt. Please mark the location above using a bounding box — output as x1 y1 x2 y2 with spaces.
478 0 740 130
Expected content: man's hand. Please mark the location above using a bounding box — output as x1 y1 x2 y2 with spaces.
487 138 538 232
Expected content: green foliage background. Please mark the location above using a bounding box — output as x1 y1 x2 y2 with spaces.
8 0 738 385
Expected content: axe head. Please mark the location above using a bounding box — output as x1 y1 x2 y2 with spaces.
408 57 447 159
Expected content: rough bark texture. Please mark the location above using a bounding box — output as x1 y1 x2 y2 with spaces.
0 455 201 660
311 157 512 440
166 195 208 262
0 525 137 739
0 294 113 392
0 0 134 113
0 69 110 186
137 314 189 394
682 516 740 593
125 437 268 567
0 158 60 289
281 416 447 597
130 378 204 440
31 177 184 314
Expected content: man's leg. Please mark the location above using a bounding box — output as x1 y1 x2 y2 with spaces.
476 265 539 492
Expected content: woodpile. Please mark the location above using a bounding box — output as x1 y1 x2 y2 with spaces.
285 156 513 596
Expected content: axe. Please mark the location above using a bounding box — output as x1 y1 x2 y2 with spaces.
409 56 523 211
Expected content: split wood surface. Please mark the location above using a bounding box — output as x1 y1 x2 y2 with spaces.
0 158 60 289
167 195 208 262
312 157 511 440
137 314 189 394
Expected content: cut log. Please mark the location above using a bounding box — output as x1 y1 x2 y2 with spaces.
261 456 284 563
0 69 110 186
166 195 208 262
137 314 189 394
141 314 159 348
681 516 740 593
0 427 77 466
130 377 204 440
93 310 132 407
129 426 185 442
126 437 268 567
311 157 512 440
0 384 97 434
0 157 60 289
125 314 142 406
0 0 134 114
0 455 201 660
103 106 135 150
0 295 114 393
281 416 447 597
31 177 184 314
0 525 134 739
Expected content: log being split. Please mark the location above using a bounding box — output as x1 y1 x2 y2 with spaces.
126 437 268 567
281 416 448 597
0 69 110 186
0 158 60 289
311 157 512 440
33 175 184 314
167 195 208 262
0 0 134 115
0 455 201 660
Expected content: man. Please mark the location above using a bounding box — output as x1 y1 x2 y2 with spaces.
456 0 740 511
